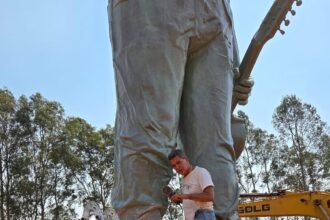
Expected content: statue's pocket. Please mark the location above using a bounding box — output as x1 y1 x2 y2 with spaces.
112 0 129 8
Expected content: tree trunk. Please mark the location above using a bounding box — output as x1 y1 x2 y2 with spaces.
0 148 5 220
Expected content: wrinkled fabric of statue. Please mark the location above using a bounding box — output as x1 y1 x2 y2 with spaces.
108 0 239 219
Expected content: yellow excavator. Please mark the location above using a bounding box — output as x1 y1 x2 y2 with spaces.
238 191 330 220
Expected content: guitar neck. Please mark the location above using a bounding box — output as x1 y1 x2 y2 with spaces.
231 38 263 113
230 0 300 113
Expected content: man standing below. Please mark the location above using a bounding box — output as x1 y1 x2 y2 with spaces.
168 149 215 220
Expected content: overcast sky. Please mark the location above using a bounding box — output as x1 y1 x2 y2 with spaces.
1 0 329 133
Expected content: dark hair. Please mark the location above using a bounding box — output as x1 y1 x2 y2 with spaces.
168 149 186 161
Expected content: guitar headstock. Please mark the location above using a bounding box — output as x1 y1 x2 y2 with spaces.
254 0 302 46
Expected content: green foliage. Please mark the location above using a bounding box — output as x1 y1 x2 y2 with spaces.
1 88 329 219
62 117 115 209
0 88 115 219
272 95 328 191
237 95 329 196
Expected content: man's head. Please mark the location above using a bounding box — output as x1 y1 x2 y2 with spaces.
168 149 192 177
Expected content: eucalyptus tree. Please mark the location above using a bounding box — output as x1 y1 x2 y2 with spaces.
319 133 330 189
0 89 37 219
235 111 259 193
48 140 77 220
7 95 36 219
95 124 115 209
249 128 283 192
0 89 16 219
62 118 115 211
235 110 286 194
272 95 328 191
26 93 68 219
0 89 117 219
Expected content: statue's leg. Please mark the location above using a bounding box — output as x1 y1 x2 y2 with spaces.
180 5 239 218
181 37 239 218
108 0 190 218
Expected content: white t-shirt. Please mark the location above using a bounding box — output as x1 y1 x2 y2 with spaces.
181 166 214 220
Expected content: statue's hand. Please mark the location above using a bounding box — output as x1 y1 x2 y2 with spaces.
233 68 254 105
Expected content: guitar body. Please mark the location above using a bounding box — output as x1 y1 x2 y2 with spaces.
231 116 247 159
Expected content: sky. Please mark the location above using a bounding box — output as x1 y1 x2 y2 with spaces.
1 0 329 133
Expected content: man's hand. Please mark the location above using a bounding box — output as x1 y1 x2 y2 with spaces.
170 193 185 204
170 186 214 203
233 68 254 105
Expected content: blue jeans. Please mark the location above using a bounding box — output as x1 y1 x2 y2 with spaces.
194 209 216 220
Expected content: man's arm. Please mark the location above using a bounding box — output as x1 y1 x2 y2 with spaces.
170 186 214 203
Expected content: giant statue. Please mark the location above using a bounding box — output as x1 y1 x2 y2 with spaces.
107 0 253 219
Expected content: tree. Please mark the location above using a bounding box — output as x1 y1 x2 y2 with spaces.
48 146 77 220
0 90 38 219
236 111 259 193
236 111 288 194
9 95 36 219
250 129 281 193
0 89 118 219
62 118 115 212
26 93 69 219
0 91 78 219
272 95 329 191
0 89 16 220
318 133 330 189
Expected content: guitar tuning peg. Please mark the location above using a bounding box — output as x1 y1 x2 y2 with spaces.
284 19 290 26
290 9 296 16
296 0 302 6
278 29 285 35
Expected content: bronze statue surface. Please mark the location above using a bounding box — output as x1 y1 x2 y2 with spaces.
107 0 252 219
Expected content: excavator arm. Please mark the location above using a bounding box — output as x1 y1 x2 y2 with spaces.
238 191 330 220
